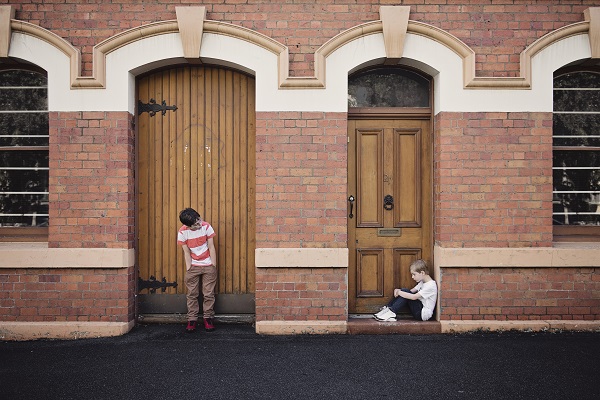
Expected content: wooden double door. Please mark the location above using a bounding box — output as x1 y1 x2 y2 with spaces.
348 118 432 314
136 66 256 314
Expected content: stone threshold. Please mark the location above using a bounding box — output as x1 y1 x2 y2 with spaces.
347 314 442 335
137 313 255 325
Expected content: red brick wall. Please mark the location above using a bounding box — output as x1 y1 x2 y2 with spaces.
49 111 135 249
0 267 135 322
6 1 595 77
255 112 347 248
255 267 347 322
441 267 600 320
434 112 553 248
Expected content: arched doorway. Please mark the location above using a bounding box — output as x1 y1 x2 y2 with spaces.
347 67 433 314
136 66 256 315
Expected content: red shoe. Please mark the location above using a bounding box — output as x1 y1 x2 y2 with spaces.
203 317 215 332
185 320 197 333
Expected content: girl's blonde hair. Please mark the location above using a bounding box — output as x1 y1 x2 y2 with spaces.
409 259 429 275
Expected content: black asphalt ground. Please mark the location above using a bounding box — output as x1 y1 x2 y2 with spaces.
1 322 599 400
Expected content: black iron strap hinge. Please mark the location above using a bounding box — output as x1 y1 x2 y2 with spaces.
138 99 177 116
138 276 178 294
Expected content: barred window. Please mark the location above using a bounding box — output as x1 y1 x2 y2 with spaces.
0 68 49 240
553 70 600 239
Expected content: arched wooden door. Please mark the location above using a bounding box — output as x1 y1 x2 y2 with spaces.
136 66 256 314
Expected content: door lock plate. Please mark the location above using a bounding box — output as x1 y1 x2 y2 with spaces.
377 228 402 237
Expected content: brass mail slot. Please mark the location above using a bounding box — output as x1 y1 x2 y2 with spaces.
377 228 402 237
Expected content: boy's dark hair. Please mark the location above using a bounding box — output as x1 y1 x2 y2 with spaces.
179 208 200 227
409 259 429 275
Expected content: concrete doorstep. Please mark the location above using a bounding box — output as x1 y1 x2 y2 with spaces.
347 314 442 334
139 313 442 335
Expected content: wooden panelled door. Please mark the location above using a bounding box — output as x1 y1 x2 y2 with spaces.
136 66 256 314
348 118 432 314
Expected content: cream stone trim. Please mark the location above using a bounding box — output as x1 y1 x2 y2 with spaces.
441 320 600 334
176 6 206 59
585 7 600 58
0 320 135 341
255 248 348 268
4 7 597 91
0 5 14 57
0 243 134 269
380 6 410 64
256 320 347 335
434 244 600 268
408 19 591 89
10 19 178 89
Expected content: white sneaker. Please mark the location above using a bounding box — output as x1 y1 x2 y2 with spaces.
373 306 389 319
375 308 397 322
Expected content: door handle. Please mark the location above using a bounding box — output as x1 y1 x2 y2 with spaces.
383 194 394 210
348 195 355 219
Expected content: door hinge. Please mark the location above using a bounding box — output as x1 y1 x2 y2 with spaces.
138 276 178 294
138 99 177 117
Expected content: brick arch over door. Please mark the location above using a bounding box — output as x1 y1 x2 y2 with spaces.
136 65 256 314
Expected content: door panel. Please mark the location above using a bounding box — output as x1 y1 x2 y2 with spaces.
356 129 383 226
394 129 420 226
348 118 431 314
356 249 384 297
136 66 256 314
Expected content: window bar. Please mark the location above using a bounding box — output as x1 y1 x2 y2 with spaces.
0 110 48 113
0 192 49 195
552 212 600 215
0 167 50 170
0 135 50 137
553 111 600 114
0 213 49 216
553 88 600 91
553 191 600 194
552 167 599 170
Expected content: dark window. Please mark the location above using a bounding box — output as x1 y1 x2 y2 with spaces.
553 71 600 237
348 67 430 108
0 68 49 234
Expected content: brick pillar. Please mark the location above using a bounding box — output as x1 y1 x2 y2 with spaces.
49 111 135 249
434 112 553 247
254 112 349 332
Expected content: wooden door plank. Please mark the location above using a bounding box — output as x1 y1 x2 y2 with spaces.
172 68 185 291
196 67 206 219
232 71 241 293
175 70 185 290
223 69 234 294
137 77 150 285
238 74 248 292
168 70 178 291
211 67 221 291
247 78 256 293
154 72 162 286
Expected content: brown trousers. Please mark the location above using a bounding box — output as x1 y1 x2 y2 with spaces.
184 264 217 321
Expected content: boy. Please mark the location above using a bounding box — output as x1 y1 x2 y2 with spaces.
374 259 437 322
177 208 217 333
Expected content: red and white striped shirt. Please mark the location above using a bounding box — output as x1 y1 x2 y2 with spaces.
177 221 216 266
